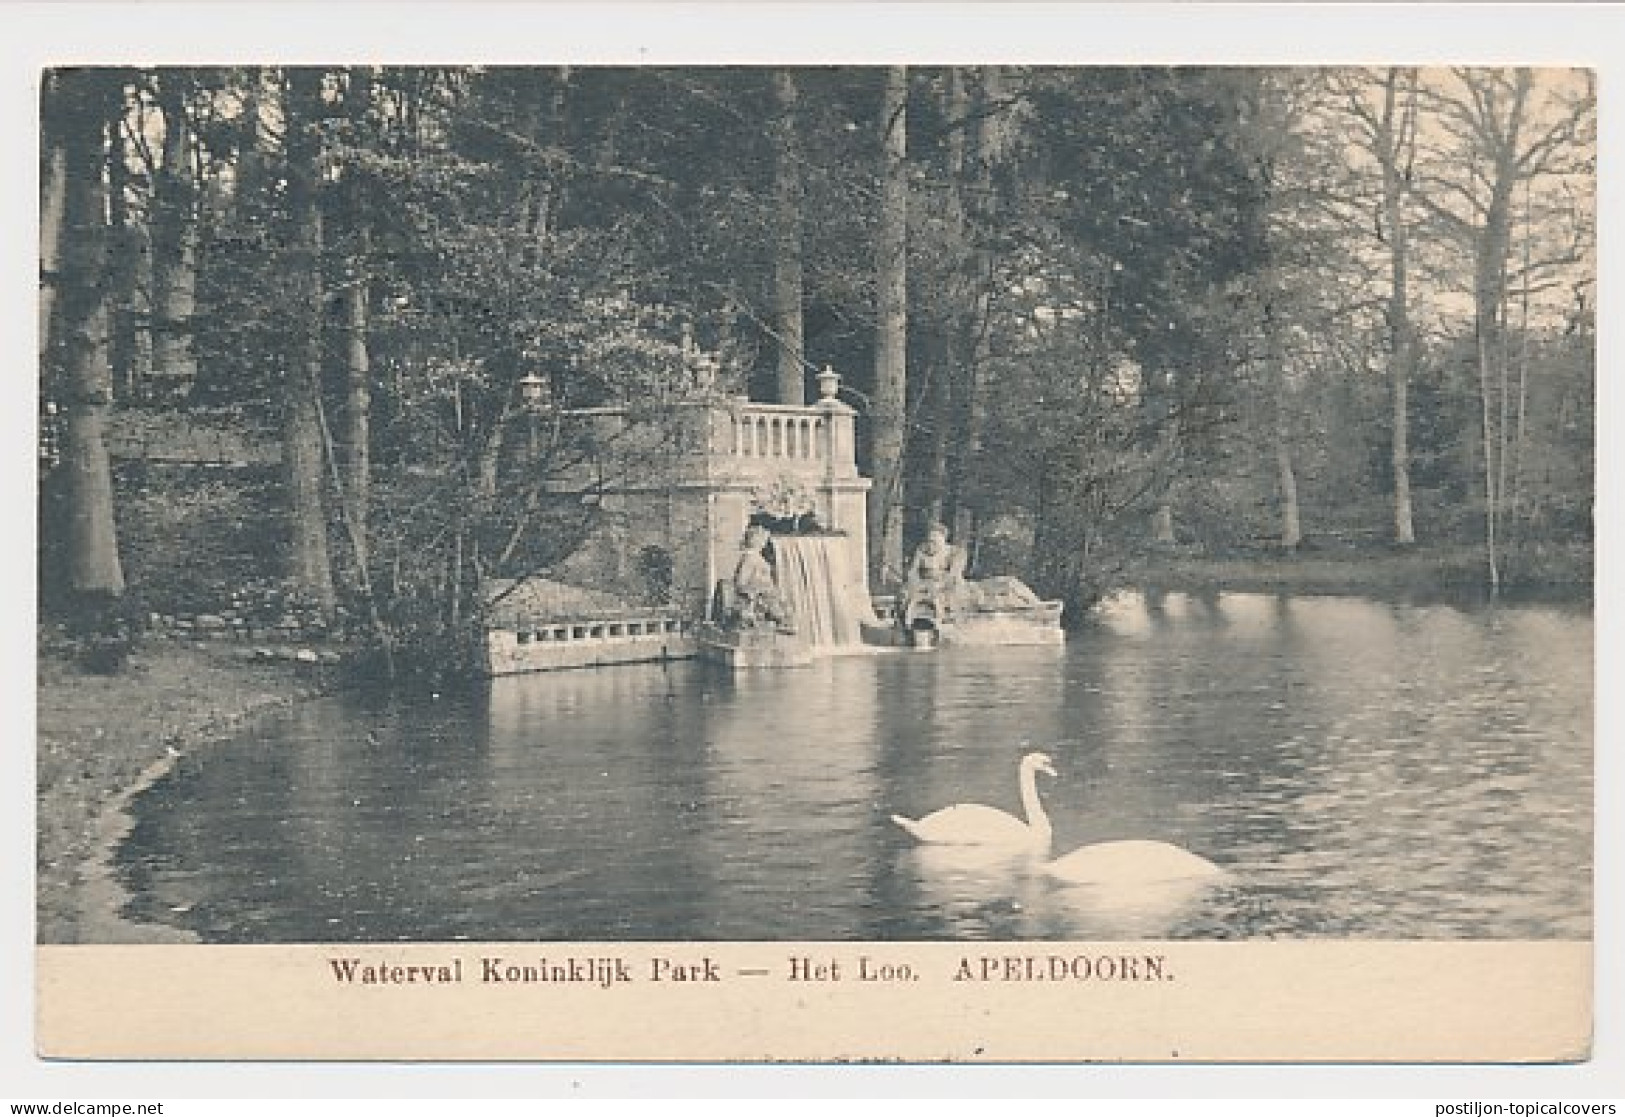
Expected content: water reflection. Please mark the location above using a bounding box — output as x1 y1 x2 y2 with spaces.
120 592 1592 941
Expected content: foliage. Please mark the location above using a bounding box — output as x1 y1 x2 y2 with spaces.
39 64 1596 675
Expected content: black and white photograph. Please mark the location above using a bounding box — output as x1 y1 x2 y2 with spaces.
22 12 1608 1073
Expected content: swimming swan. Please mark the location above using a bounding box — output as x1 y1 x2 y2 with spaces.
1042 839 1224 886
891 752 1057 853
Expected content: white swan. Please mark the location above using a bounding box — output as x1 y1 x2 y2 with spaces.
891 752 1057 853
1042 839 1224 886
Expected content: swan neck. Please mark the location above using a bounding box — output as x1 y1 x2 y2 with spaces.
1020 763 1051 841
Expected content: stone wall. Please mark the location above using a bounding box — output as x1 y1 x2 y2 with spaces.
541 485 755 621
104 408 279 466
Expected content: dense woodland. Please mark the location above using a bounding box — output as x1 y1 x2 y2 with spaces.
39 66 1595 676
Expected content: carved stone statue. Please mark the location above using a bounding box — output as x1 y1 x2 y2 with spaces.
965 574 1044 611
898 522 970 630
723 524 795 632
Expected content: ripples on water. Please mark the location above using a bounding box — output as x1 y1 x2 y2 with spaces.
119 592 1593 942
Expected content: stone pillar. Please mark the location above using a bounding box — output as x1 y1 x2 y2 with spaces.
816 367 859 483
811 367 872 606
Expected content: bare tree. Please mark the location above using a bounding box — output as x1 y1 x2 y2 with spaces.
1412 67 1595 589
1334 67 1424 546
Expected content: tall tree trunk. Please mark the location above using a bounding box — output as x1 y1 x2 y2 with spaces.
340 67 373 577
105 106 152 401
49 69 127 608
868 65 909 584
1475 175 1518 595
949 66 1003 545
341 230 371 575
150 72 198 399
1272 378 1302 552
1149 367 1178 546
1496 260 1513 567
1473 205 1511 594
1512 181 1532 522
1275 432 1301 551
771 69 805 405
1458 68 1531 593
283 68 337 616
541 67 571 235
1263 299 1302 551
509 83 541 246
1475 324 1500 594
922 68 971 534
920 339 952 531
39 76 67 367
953 271 994 546
235 67 267 205
1379 69 1417 545
1030 464 1060 598
1388 315 1416 546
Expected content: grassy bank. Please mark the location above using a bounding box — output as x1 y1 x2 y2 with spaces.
1133 543 1592 600
36 636 336 943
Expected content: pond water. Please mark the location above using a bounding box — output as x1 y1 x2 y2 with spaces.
120 591 1593 942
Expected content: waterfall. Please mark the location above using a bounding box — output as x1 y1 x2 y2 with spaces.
771 535 880 650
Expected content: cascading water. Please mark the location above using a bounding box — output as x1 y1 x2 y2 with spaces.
771 535 881 651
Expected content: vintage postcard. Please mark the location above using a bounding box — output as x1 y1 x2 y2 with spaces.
25 5 1608 1073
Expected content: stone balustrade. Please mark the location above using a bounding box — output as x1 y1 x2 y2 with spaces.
726 404 827 463
553 395 861 486
486 610 698 675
